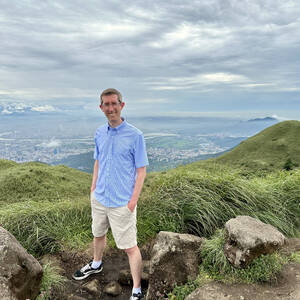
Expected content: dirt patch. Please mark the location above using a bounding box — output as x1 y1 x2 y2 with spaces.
42 242 151 300
40 238 300 300
187 262 300 300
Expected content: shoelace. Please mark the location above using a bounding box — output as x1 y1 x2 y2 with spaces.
80 263 92 272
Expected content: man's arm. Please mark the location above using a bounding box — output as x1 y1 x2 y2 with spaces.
128 166 147 212
91 160 99 192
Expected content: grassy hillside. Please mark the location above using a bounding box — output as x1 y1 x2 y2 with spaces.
1 119 300 258
0 161 91 204
0 160 93 255
215 120 300 172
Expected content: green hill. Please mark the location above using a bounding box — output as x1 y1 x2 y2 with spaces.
215 120 300 172
0 160 91 205
0 120 300 257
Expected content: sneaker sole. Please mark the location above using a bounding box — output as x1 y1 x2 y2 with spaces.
72 266 103 280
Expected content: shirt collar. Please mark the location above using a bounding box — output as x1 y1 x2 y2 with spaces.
106 117 126 133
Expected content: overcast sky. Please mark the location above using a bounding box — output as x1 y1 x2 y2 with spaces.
0 0 299 119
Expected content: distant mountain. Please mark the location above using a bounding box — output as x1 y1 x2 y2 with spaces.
51 150 227 173
247 116 278 122
216 120 300 172
0 102 58 116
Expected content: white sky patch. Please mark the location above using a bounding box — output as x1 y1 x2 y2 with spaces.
202 73 247 83
31 105 56 112
271 114 289 121
83 21 149 40
149 23 232 50
151 86 191 91
239 83 276 88
149 73 248 91
137 98 169 103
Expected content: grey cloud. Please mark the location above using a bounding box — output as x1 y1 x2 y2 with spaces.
0 0 299 118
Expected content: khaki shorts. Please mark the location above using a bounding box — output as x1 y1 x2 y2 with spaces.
90 192 137 249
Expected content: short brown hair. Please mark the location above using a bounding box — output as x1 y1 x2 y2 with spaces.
100 88 122 104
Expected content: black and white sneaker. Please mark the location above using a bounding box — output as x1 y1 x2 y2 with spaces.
130 293 143 300
72 261 103 280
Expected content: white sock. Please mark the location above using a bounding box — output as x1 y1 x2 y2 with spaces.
91 260 102 269
132 287 141 295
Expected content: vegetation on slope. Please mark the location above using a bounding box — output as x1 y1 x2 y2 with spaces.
0 161 91 204
138 163 299 244
215 120 300 173
0 157 299 257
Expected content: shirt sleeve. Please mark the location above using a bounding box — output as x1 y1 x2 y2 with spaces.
134 134 149 168
93 137 99 160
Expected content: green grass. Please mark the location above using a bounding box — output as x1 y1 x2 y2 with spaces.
0 198 92 256
36 263 66 300
169 229 296 299
137 165 299 245
1 159 298 258
0 162 91 205
216 120 300 173
200 229 288 283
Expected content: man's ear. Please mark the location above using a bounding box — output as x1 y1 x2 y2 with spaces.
121 102 125 109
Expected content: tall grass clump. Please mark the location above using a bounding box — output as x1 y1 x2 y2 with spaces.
0 198 92 256
137 165 298 243
36 263 66 300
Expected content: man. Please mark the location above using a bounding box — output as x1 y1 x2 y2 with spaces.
72 88 148 300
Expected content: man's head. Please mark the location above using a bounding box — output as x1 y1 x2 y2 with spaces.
100 88 122 105
100 88 125 126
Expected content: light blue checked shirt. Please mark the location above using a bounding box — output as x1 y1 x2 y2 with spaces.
93 119 149 207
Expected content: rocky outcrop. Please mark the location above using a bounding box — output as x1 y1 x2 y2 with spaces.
0 227 43 300
224 216 286 268
146 231 203 300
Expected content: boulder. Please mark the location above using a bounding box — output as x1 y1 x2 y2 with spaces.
224 216 286 268
185 282 232 300
146 231 203 300
104 281 122 296
0 227 43 300
83 279 100 295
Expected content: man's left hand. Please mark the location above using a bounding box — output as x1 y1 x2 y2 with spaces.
127 200 137 212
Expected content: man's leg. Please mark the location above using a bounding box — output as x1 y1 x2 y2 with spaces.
124 245 142 288
93 234 106 261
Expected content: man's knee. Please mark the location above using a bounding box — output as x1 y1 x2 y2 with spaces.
94 234 106 241
124 245 138 255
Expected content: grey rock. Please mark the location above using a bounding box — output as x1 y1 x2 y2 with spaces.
146 231 203 300
104 281 122 296
83 279 100 294
224 216 286 268
0 227 43 300
186 283 232 300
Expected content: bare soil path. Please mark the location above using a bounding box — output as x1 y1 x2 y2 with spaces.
43 238 300 300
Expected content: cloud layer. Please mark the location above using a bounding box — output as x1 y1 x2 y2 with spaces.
0 1 299 118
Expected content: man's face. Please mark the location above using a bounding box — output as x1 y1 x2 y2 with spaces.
100 94 125 123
